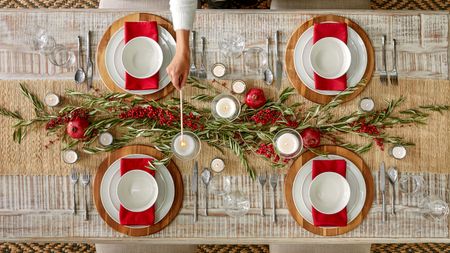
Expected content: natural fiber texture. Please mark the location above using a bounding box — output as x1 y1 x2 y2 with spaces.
0 242 96 253
0 0 99 8
197 244 269 253
370 0 449 10
0 78 448 176
371 243 450 252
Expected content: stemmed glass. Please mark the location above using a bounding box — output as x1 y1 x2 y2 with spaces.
418 195 449 222
25 26 56 55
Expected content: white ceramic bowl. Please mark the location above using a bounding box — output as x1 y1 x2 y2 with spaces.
121 36 163 79
309 172 350 214
117 170 158 212
310 37 351 79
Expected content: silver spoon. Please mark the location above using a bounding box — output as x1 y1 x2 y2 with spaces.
263 36 274 85
388 167 398 215
201 168 211 216
74 36 86 84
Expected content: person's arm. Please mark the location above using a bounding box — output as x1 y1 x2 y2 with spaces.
166 0 197 90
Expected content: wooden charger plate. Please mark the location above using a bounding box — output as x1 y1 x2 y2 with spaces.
97 13 176 100
285 15 375 105
284 145 374 236
93 145 183 236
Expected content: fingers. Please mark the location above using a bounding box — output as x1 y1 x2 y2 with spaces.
167 67 181 90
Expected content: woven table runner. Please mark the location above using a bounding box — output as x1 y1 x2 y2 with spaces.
0 78 448 176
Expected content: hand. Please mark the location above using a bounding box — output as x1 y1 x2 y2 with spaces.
166 30 190 90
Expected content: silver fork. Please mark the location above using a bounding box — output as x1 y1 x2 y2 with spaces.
390 39 398 86
189 31 197 77
380 35 388 85
197 37 207 79
70 167 79 215
269 173 278 223
81 172 91 221
258 172 267 217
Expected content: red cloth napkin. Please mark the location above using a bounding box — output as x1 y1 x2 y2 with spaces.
313 23 348 91
311 159 347 227
119 157 156 226
124 21 159 90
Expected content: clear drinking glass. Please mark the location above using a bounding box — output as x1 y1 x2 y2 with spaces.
243 47 268 73
223 190 250 217
219 34 245 58
48 44 75 68
209 175 231 196
398 175 425 196
418 195 449 222
25 26 56 55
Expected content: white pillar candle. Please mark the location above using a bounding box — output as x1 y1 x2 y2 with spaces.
211 158 225 173
390 145 407 159
359 97 375 112
62 149 78 164
276 132 300 156
215 97 237 119
99 132 114 146
212 63 226 78
232 80 247 94
173 134 196 158
44 93 60 107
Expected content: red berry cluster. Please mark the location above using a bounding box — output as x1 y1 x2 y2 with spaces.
285 117 299 128
183 112 205 131
255 143 290 163
351 119 384 150
45 108 89 130
251 109 281 125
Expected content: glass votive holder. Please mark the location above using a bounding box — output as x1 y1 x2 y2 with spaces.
44 92 61 107
398 175 425 196
210 157 225 173
243 47 268 74
273 128 303 159
231 80 247 94
211 94 241 121
62 149 79 164
359 97 375 112
211 63 227 78
98 132 114 146
389 145 407 160
170 131 201 161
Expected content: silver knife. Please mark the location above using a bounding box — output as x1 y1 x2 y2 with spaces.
274 30 282 89
192 161 198 222
380 161 386 222
86 30 93 90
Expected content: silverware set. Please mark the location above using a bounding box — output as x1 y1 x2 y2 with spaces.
380 35 398 85
70 167 91 220
379 162 398 222
74 31 94 89
189 31 207 79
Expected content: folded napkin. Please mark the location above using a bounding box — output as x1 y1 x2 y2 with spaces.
119 157 156 226
124 21 159 90
313 23 348 91
311 159 347 227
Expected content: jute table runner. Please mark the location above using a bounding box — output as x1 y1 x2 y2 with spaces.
0 78 448 176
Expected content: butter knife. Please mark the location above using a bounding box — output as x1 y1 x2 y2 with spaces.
274 30 282 89
86 30 93 90
192 161 198 222
380 161 386 222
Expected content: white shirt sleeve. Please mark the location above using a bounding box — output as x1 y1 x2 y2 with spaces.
170 0 197 31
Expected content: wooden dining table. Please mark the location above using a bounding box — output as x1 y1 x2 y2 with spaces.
0 9 448 244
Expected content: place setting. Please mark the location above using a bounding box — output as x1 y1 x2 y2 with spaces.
286 14 375 104
97 13 177 100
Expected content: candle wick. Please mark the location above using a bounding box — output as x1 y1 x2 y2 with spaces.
180 89 184 142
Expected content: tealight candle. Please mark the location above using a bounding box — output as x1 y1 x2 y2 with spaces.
211 158 225 173
44 93 61 107
62 149 78 164
215 97 237 119
390 145 407 160
231 80 247 94
359 97 375 112
276 133 300 155
211 63 227 78
99 132 114 146
173 134 196 158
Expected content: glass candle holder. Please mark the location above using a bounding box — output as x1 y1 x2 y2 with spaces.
211 63 227 78
98 132 114 146
62 149 79 164
210 157 225 173
359 97 375 112
44 92 61 107
389 145 407 160
171 131 201 161
231 80 247 94
273 128 303 158
211 94 241 121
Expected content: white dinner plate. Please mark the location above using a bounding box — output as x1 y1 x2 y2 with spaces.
100 154 175 228
292 155 366 225
105 26 175 95
294 25 367 95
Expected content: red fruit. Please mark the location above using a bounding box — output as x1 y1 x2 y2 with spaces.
301 128 321 148
66 118 90 139
245 88 266 109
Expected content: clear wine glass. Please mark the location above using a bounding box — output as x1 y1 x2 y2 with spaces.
418 195 449 222
219 33 245 58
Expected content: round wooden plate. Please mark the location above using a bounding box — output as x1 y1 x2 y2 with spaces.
97 13 176 101
285 15 375 105
93 145 183 236
284 145 374 236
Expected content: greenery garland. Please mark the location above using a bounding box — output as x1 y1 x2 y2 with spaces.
0 78 448 179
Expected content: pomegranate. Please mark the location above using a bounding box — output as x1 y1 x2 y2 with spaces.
301 128 321 148
66 118 90 139
245 88 266 109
